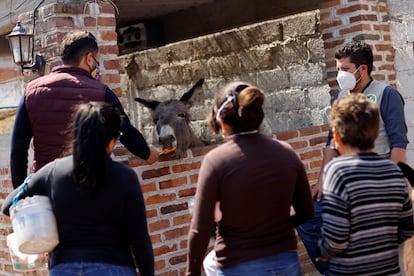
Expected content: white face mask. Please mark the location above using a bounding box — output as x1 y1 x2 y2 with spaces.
336 66 361 91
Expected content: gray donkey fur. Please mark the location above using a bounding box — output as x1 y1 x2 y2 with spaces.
135 78 204 158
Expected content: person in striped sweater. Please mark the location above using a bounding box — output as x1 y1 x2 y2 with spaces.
317 93 414 275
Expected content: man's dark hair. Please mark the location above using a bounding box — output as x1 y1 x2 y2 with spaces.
61 31 98 66
335 40 374 75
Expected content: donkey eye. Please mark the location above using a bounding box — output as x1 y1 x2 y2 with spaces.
177 112 186 118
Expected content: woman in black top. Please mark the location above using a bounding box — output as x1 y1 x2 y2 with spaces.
2 102 154 276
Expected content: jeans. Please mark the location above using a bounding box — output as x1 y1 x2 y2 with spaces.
49 262 137 276
217 251 302 276
296 198 329 275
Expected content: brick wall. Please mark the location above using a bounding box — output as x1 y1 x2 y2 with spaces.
319 0 396 97
17 2 121 95
0 125 327 275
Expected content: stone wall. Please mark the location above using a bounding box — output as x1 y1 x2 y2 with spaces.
387 0 414 165
120 10 331 147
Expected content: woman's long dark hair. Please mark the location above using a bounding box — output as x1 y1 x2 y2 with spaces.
72 102 121 195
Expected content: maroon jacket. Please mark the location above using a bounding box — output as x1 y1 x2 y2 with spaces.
25 66 106 171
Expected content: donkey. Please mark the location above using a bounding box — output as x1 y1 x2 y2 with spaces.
135 78 204 158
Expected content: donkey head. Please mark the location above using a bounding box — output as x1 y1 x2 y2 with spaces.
135 78 204 158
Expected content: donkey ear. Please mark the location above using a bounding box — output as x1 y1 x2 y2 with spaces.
179 78 204 104
134 98 160 110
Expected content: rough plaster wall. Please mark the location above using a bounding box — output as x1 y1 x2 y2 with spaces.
120 10 331 147
388 0 414 166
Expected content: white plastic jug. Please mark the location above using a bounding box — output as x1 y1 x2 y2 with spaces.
10 195 59 254
7 233 47 272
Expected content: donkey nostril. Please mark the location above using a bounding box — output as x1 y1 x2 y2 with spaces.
159 135 175 144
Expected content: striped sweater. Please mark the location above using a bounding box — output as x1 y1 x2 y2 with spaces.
319 153 414 276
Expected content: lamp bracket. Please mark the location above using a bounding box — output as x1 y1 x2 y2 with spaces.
22 54 45 75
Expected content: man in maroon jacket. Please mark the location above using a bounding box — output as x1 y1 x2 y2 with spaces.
10 31 158 188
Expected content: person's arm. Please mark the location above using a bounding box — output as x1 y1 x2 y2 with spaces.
186 157 219 276
10 94 33 188
105 88 158 163
312 133 338 201
290 161 314 227
125 169 155 276
2 162 50 216
381 87 408 163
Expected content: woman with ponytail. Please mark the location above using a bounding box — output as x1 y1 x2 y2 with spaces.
186 82 314 276
2 102 154 276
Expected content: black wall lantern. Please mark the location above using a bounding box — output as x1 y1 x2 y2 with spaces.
7 0 46 75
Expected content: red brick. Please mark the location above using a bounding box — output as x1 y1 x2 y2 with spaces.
172 162 201 173
0 168 9 176
319 11 331 21
322 32 334 40
373 24 390 32
371 5 388 13
307 171 319 182
100 3 116 14
191 145 216 157
189 174 198 184
309 136 327 146
299 126 323 136
54 17 74 28
83 17 97 27
375 44 394 52
289 141 308 150
141 167 170 180
321 124 330 132
97 17 116 27
141 182 157 193
378 64 394 71
321 20 343 31
99 45 119 55
173 214 191 226
300 149 322 160
112 87 123 97
349 14 378 23
319 0 340 9
103 59 120 70
153 244 178 256
160 203 188 214
164 226 189 240
0 69 21 82
180 239 188 249
146 208 158 218
154 259 166 270
178 187 196 197
149 219 170 232
127 156 147 167
100 73 120 84
150 234 161 244
169 253 187 265
339 23 371 35
336 4 369 15
310 160 322 169
159 177 188 190
275 130 298 141
146 193 176 205
101 31 118 41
